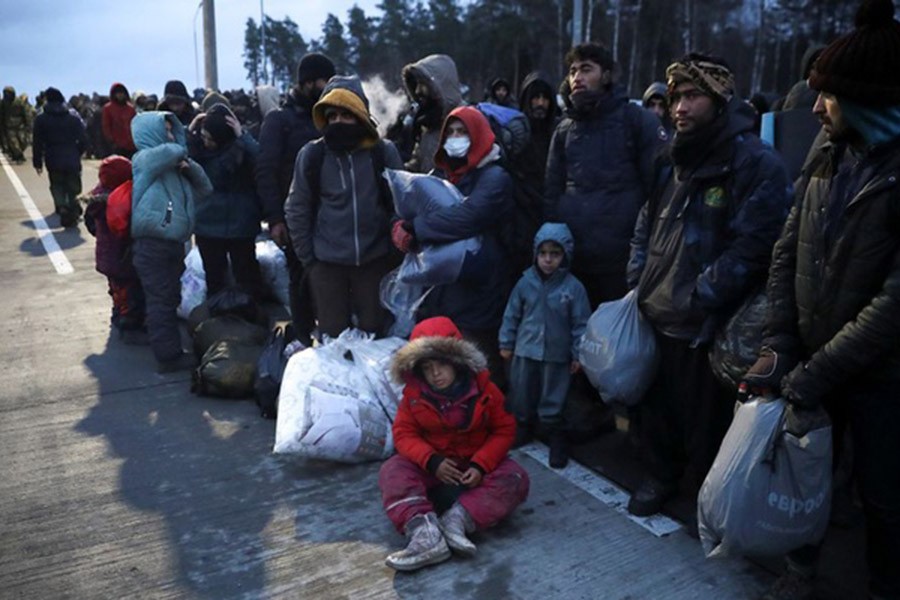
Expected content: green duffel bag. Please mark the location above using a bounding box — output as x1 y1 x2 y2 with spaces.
193 315 268 358
192 340 264 398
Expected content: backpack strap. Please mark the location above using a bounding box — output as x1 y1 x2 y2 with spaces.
302 139 327 219
304 138 392 216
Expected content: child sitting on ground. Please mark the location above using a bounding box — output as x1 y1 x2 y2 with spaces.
82 155 147 344
379 316 530 571
499 223 591 469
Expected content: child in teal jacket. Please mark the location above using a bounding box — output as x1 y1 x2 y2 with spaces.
130 112 212 372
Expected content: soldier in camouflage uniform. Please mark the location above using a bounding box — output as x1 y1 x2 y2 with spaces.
1 87 35 163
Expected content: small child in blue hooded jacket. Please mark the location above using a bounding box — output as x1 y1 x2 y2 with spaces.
130 111 212 373
499 222 591 468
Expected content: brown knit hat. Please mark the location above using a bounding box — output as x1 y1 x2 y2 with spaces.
808 0 900 106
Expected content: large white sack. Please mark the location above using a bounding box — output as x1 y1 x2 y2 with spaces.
274 329 405 463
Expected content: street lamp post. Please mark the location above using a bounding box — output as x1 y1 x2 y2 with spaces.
203 0 219 90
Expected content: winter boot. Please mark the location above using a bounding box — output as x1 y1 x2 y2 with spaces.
385 512 451 571
548 430 569 469
438 502 476 556
758 565 815 600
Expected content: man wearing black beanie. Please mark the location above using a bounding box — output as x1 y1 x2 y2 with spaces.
256 52 336 346
744 1 900 598
32 87 88 227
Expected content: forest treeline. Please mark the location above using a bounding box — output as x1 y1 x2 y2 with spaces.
243 0 857 100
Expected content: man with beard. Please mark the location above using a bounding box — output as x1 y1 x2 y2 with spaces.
256 52 335 346
626 54 792 520
401 54 463 173
744 1 900 597
284 76 402 340
545 43 667 308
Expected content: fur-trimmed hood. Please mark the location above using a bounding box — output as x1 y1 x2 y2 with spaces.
390 317 487 382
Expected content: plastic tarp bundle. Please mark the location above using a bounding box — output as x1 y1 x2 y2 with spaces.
192 340 264 399
178 246 207 319
698 397 832 558
380 268 433 338
274 329 406 463
578 290 659 406
710 291 767 390
385 168 482 286
255 240 290 308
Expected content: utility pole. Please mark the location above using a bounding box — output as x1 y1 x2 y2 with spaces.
203 0 218 91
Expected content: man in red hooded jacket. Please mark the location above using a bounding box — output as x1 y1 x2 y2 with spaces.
101 83 136 158
379 316 530 571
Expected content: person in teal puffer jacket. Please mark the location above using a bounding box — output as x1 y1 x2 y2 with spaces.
498 222 591 468
188 103 264 300
131 111 212 373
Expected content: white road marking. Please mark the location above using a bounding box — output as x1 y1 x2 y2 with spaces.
517 442 683 537
0 154 74 275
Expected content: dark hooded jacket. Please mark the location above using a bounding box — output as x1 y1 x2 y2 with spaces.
777 46 824 112
498 222 591 362
544 83 666 276
763 139 900 401
188 104 263 239
628 98 793 341
101 83 136 152
255 89 320 226
402 54 463 173
488 77 517 108
284 76 403 267
511 72 560 267
157 80 197 126
415 106 515 331
32 92 87 172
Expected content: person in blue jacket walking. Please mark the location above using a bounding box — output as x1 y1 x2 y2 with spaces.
131 111 212 373
499 222 591 468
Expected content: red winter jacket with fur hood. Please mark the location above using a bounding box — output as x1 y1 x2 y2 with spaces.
390 316 515 474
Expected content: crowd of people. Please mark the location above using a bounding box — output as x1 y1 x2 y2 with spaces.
5 0 900 596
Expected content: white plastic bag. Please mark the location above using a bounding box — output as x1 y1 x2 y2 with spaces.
578 290 658 406
178 246 207 319
380 268 433 338
273 329 406 463
698 397 832 558
255 240 290 308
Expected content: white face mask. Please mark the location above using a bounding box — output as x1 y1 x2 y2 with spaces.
443 136 471 158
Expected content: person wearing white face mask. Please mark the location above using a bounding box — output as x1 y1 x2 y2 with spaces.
391 106 516 386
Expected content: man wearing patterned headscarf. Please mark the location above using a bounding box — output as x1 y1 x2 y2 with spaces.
625 53 793 519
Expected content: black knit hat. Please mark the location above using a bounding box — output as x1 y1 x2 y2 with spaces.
809 0 900 106
297 53 336 84
202 103 236 146
44 87 65 104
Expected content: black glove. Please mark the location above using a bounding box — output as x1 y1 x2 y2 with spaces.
741 348 797 397
780 362 829 410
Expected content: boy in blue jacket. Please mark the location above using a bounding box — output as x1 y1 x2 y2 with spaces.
499 222 591 468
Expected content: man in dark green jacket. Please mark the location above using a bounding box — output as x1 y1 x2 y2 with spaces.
744 2 900 598
627 54 792 518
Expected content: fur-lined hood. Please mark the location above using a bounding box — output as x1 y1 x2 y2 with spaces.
390 317 487 382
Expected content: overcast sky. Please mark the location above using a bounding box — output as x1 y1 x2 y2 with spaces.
0 0 379 100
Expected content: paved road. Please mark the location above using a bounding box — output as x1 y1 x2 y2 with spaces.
0 155 854 599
